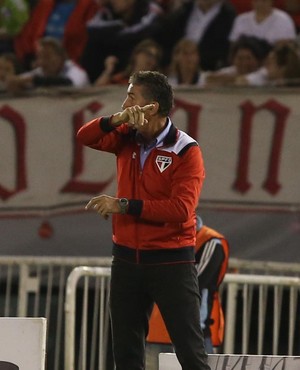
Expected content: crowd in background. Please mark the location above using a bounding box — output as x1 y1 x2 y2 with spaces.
1 0 300 93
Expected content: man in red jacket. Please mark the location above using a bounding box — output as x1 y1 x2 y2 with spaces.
77 71 210 370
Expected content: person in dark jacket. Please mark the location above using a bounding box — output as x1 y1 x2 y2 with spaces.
80 0 164 82
157 0 236 71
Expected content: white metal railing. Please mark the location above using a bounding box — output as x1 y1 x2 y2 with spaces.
64 267 300 370
223 273 300 356
0 256 111 370
228 258 300 275
64 266 111 370
1 256 300 370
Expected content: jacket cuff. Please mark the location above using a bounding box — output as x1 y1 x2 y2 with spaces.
100 116 115 132
128 200 143 216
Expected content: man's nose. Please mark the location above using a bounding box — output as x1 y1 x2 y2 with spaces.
122 101 129 109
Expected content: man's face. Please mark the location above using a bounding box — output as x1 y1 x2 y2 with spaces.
35 45 64 77
197 0 220 11
122 83 153 134
252 0 273 12
233 48 261 75
176 44 200 69
134 47 160 72
122 83 148 110
109 0 135 15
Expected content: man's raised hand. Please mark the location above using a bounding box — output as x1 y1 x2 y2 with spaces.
111 104 155 127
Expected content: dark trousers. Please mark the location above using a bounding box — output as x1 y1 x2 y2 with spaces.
110 257 211 370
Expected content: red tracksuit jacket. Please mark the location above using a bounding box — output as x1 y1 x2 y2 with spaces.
77 116 205 264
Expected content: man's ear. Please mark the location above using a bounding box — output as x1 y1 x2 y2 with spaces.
150 101 159 115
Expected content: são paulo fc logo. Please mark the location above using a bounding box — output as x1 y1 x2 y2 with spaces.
156 155 172 173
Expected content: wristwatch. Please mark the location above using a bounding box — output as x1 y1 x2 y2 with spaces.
118 198 129 214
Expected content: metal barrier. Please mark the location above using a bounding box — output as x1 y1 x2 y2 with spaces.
1 256 300 370
0 256 111 370
223 273 300 356
64 267 300 370
64 266 111 370
228 258 300 276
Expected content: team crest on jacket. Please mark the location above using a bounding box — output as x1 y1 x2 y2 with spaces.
156 155 172 173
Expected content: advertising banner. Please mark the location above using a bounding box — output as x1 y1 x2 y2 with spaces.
1 87 299 216
0 87 299 261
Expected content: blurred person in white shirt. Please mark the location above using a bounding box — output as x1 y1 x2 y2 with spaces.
7 36 90 93
229 0 297 46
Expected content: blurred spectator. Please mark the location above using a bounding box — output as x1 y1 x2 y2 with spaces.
204 35 271 87
231 0 300 31
94 38 162 86
80 0 164 83
7 36 90 93
14 0 99 70
0 0 29 54
157 0 236 71
235 42 300 86
167 38 205 86
229 0 297 46
0 52 22 91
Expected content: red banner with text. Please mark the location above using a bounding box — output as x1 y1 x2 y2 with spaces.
1 87 299 217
